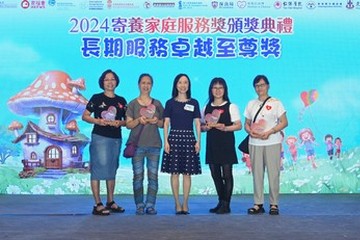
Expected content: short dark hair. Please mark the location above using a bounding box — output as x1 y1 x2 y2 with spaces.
325 134 333 141
171 73 191 99
98 69 120 90
253 75 269 87
207 77 230 104
138 73 153 85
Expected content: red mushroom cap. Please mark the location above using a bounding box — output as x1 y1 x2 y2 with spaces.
67 78 86 90
7 71 88 123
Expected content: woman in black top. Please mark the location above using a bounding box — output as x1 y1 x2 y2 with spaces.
82 69 127 215
202 77 242 214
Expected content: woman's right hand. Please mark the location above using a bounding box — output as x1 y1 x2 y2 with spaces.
97 118 108 126
250 130 262 139
138 116 147 125
201 123 211 131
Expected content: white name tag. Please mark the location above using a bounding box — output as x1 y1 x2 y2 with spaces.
184 104 194 112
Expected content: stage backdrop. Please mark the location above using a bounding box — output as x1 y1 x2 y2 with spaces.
1 0 359 195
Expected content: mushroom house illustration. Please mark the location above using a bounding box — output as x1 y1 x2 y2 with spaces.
7 70 90 177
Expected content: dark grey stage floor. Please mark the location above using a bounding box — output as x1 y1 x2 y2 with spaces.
1 194 360 240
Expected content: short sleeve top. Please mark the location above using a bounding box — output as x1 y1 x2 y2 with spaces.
86 93 127 139
244 97 286 146
163 98 201 130
126 98 164 148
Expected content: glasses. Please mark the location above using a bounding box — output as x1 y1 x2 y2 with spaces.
212 87 224 90
255 83 267 89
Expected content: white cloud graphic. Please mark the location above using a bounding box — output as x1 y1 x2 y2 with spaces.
0 41 56 81
317 78 360 118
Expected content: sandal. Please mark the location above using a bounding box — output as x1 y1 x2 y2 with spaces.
106 201 125 213
145 207 157 215
269 205 279 215
136 206 145 215
92 202 110 216
247 204 265 215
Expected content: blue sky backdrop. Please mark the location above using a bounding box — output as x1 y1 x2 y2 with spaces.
1 2 359 164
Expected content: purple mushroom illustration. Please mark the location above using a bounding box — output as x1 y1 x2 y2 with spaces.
8 70 87 133
7 70 90 177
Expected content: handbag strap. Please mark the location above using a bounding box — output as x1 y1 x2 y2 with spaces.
133 98 155 144
252 96 271 123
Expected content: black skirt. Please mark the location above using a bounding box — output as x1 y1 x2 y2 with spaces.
161 129 202 175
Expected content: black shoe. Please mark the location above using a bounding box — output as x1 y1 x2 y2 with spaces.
92 202 110 216
269 205 279 215
247 204 265 215
209 202 222 213
106 201 125 213
216 201 231 214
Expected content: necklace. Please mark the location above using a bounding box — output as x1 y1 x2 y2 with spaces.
175 97 189 103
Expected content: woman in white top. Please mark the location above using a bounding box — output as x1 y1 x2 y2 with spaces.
244 75 288 215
